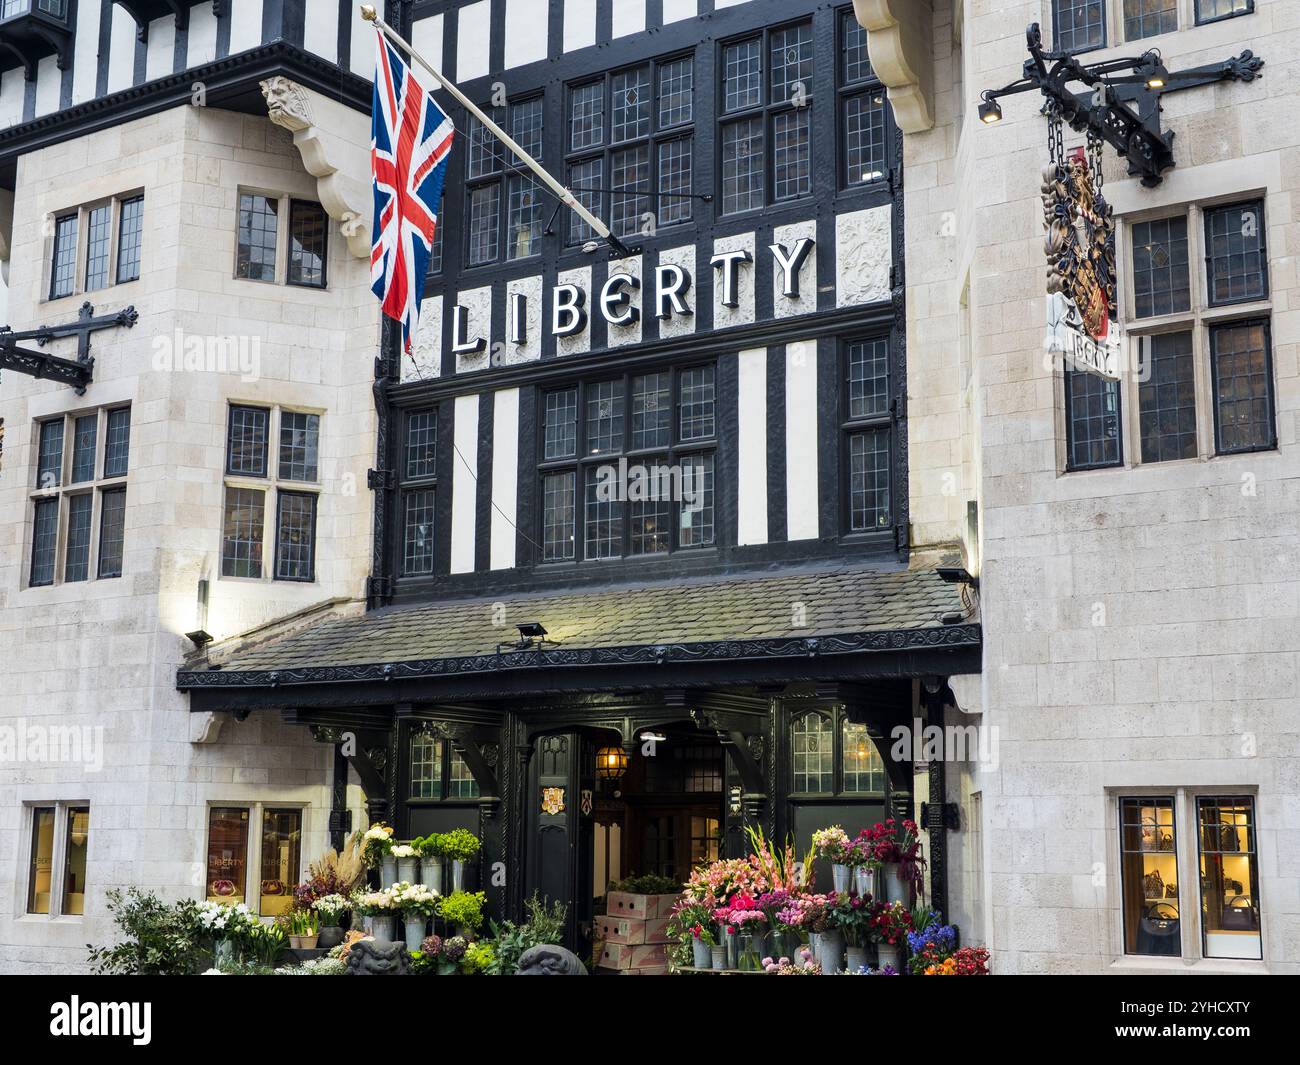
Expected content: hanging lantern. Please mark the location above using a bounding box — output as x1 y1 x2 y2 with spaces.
595 745 629 781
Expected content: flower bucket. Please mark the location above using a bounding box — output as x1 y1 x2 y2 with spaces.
420 860 443 894
214 940 234 966
737 933 762 972
853 867 873 897
403 918 426 954
692 938 712 969
882 862 908 904
450 860 466 892
381 856 398 888
300 933 318 950
845 945 867 973
815 929 845 974
317 925 344 950
710 945 726 971
766 929 797 962
832 863 850 893
397 857 419 883
370 914 396 942
876 942 902 973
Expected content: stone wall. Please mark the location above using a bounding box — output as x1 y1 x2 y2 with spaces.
0 104 376 973
906 0 1300 972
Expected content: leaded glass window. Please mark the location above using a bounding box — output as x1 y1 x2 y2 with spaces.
236 193 277 281
1205 200 1268 307
403 489 436 575
1065 367 1122 469
221 487 265 578
226 406 269 477
1138 332 1197 463
449 748 480 798
542 472 576 562
849 430 891 531
848 338 890 418
287 200 327 287
1053 0 1106 52
103 409 131 478
116 195 143 283
278 412 320 483
1195 0 1251 24
842 721 885 793
721 118 764 215
1124 0 1177 40
37 419 63 490
274 491 316 581
1211 320 1274 453
30 498 58 587
70 415 97 483
63 494 93 583
792 713 833 793
405 410 438 480
49 214 77 299
98 488 126 579
84 204 112 292
1132 216 1190 318
410 735 443 798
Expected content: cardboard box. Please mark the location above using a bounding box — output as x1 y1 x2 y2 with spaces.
598 941 669 970
606 915 673 945
606 891 679 920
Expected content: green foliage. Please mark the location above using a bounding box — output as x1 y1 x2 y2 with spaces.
439 828 481 862
483 893 569 974
288 909 319 936
411 834 444 859
438 890 487 931
606 873 681 895
86 889 207 976
463 941 495 974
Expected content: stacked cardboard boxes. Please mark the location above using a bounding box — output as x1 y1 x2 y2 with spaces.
595 892 679 974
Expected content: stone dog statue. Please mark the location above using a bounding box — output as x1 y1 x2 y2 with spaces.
517 944 588 975
344 939 410 975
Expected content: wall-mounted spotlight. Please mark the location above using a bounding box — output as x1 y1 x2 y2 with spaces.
978 94 1003 124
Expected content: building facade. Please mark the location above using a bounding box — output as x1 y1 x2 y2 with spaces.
888 0 1297 972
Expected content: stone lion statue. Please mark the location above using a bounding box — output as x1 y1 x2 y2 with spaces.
517 944 587 975
344 939 410 975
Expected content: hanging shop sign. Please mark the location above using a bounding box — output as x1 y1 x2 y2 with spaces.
1041 145 1122 380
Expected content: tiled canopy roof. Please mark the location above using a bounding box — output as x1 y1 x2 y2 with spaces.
178 564 979 691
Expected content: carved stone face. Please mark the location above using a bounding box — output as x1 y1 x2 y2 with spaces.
345 939 410 975
516 944 587 975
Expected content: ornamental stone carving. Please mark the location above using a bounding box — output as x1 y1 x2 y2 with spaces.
836 205 893 308
259 76 371 259
852 0 935 134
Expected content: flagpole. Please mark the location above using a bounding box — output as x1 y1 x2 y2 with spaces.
361 4 632 258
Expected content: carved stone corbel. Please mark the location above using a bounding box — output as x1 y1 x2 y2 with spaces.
852 0 935 134
260 76 371 258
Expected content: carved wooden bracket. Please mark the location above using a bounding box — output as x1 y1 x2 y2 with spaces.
853 0 935 134
260 76 371 258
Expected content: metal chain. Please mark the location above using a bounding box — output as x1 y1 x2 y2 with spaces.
1088 130 1104 188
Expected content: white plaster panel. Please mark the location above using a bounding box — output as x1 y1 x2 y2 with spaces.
836 204 892 308
145 17 177 82
455 285 493 373
34 56 60 117
456 0 492 82
106 6 137 93
504 275 543 365
490 388 521 570
505 0 549 68
349 0 385 76
187 2 219 67
71 0 102 104
564 0 597 52
450 394 480 574
785 341 819 541
555 266 591 357
229 0 264 54
612 0 646 38
406 294 444 381
712 232 756 329
604 254 642 349
736 348 768 546
662 0 697 24
772 219 818 319
0 69 23 128
411 14 444 72
305 1 342 64
656 245 696 340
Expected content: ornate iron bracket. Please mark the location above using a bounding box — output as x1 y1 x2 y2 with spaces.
0 301 138 395
980 23 1264 187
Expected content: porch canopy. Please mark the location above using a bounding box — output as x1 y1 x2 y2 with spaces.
176 562 981 713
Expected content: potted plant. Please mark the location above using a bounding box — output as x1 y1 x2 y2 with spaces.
392 881 440 953
906 915 957 975
803 894 843 974
287 908 319 949
829 891 874 972
718 894 767 971
812 825 853 893
437 890 486 936
413 834 445 893
868 899 913 973
440 829 481 891
667 899 715 970
313 894 350 949
245 920 288 967
196 900 256 967
392 843 419 884
352 886 399 942
361 824 397 887
857 819 925 904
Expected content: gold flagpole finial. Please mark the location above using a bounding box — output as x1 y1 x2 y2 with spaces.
360 5 377 21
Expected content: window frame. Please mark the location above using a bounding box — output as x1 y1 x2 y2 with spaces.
1194 0 1254 28
717 20 816 218
1109 787 1265 965
234 187 329 289
564 52 697 244
285 198 329 289
837 8 890 190
220 403 323 583
1051 0 1108 54
536 364 719 565
1101 196 1277 470
26 405 131 589
45 192 145 303
22 801 90 920
399 406 439 577
405 728 482 803
464 94 548 266
203 801 308 916
840 334 899 538
787 706 887 799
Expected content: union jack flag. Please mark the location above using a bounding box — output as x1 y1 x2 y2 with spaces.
371 28 454 354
